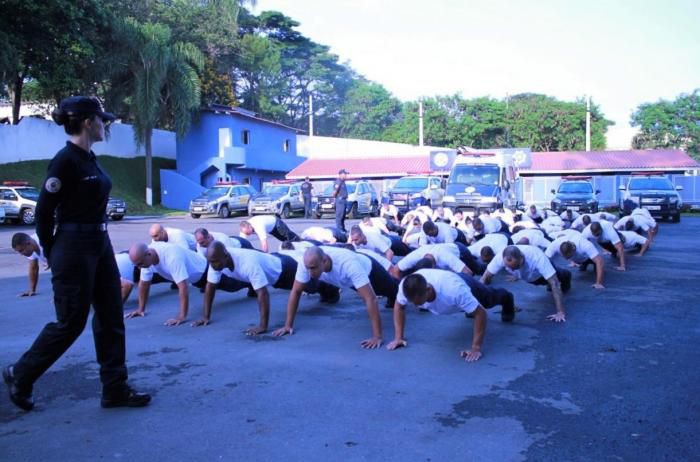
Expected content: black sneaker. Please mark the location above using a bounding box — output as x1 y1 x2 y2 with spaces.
501 305 516 323
3 365 34 411
101 387 151 409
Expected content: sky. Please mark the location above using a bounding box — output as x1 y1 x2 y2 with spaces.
254 0 699 149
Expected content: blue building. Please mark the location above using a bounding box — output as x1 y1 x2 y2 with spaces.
160 105 305 210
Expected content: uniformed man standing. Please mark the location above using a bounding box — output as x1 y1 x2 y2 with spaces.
333 169 349 232
301 176 314 219
3 96 150 411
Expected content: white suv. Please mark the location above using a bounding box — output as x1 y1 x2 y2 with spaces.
0 182 39 225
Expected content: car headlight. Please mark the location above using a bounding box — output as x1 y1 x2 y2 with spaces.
552 198 561 203
480 196 497 203
587 199 596 204
669 196 678 204
443 195 455 203
410 193 422 199
312 197 318 204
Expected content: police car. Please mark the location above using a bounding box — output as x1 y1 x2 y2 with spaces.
550 177 599 214
106 197 127 220
0 181 39 225
189 182 256 218
618 173 683 222
248 180 305 218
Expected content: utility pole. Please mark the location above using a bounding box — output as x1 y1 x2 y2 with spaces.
308 94 314 137
585 95 591 152
418 101 424 147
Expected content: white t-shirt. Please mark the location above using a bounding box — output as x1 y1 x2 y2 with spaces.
397 269 479 315
380 204 399 219
415 206 434 217
631 207 652 219
295 246 372 289
356 248 392 271
486 245 556 283
433 208 454 222
549 228 582 240
478 216 503 234
140 242 207 284
27 233 47 265
418 221 457 245
355 232 391 254
614 214 654 232
545 234 599 264
619 230 648 249
196 231 241 257
509 220 539 233
468 234 508 259
154 227 196 251
582 220 621 245
301 226 336 243
511 229 551 249
560 210 580 221
492 209 515 226
397 244 463 272
241 215 277 240
115 252 136 283
525 209 544 221
591 212 616 222
207 247 282 290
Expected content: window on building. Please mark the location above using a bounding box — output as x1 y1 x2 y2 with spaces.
241 129 250 145
283 139 290 152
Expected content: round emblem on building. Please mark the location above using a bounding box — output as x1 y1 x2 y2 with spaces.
434 152 449 168
45 177 62 193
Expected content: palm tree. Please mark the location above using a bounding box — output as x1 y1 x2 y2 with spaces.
109 18 204 205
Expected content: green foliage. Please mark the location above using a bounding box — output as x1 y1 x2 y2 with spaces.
338 81 401 140
631 90 700 160
0 157 176 214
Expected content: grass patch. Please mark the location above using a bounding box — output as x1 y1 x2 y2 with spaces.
0 156 178 215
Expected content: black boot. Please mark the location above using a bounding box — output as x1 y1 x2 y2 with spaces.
3 365 34 411
101 386 151 409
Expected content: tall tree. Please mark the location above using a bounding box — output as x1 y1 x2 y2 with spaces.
108 18 204 205
631 90 700 159
337 80 401 140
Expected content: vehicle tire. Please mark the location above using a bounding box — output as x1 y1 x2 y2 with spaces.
314 212 322 219
281 204 291 219
347 202 359 219
111 215 124 221
20 208 35 225
191 214 201 219
218 205 230 218
369 201 379 217
672 214 680 223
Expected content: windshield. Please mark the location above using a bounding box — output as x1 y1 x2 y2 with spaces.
262 185 290 196
558 182 593 194
394 178 428 189
16 187 40 200
201 186 229 198
629 178 674 191
449 165 500 186
322 183 356 195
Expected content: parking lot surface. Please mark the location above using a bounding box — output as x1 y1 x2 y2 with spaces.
1 215 699 461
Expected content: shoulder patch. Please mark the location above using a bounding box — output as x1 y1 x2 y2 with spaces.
45 177 62 193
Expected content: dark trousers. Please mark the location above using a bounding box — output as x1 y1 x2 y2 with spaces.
335 198 347 232
231 236 254 249
13 231 128 394
303 196 312 218
388 235 411 256
217 274 253 293
327 227 347 243
458 273 515 313
383 218 402 234
454 242 486 275
271 217 299 242
366 255 399 306
272 253 297 290
455 228 468 246
531 267 571 292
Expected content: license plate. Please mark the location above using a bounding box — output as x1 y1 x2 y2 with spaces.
645 205 661 211
569 206 579 211
194 207 205 211
322 204 334 209
255 207 266 211
116 208 124 212
393 200 405 205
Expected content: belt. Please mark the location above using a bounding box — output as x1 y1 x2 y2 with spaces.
58 222 108 232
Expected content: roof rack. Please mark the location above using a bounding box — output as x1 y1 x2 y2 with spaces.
561 176 592 180
630 171 665 176
2 180 30 186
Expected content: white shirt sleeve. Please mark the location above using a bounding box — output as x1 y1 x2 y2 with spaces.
454 290 480 314
295 263 311 284
207 266 223 284
396 280 408 306
165 249 190 284
486 253 505 275
140 266 154 282
531 250 556 280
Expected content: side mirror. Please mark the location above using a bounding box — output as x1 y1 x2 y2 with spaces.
595 189 601 194
550 189 556 194
675 185 684 191
618 185 626 191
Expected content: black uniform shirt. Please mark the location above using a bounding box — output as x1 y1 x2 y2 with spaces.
334 179 348 200
301 181 313 197
35 142 112 253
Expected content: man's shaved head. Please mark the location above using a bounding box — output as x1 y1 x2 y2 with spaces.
129 243 151 267
304 246 327 279
503 245 524 270
149 224 166 241
207 240 230 271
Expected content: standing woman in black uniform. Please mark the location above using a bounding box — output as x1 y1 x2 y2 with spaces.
3 96 151 411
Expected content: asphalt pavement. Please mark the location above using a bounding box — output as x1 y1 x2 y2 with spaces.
0 214 699 461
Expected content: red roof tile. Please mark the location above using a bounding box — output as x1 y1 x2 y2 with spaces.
287 149 699 179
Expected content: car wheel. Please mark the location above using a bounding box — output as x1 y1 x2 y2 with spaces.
369 201 379 217
111 215 124 221
281 204 291 219
218 206 230 218
347 202 359 219
191 214 201 219
314 212 322 219
20 208 35 225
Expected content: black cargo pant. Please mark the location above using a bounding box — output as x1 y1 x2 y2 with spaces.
458 273 515 313
335 198 347 232
366 256 399 307
303 195 312 219
388 235 412 256
270 218 300 243
454 242 486 275
13 230 128 395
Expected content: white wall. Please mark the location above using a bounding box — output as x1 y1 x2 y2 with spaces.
297 135 441 159
0 117 176 164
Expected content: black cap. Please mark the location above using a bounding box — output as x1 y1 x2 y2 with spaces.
58 96 116 122
338 169 349 174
